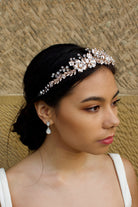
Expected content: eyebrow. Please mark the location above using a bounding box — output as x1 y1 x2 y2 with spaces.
80 90 119 103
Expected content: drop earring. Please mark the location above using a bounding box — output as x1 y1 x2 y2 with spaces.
46 121 51 135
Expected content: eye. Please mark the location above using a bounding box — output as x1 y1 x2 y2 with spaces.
86 105 100 112
112 98 121 107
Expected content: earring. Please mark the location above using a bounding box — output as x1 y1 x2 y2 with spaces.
46 121 51 135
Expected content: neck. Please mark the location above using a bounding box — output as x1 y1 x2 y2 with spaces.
36 133 99 176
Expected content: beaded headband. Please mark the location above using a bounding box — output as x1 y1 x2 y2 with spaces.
39 48 115 96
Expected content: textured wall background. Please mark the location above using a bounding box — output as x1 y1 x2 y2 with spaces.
0 0 137 179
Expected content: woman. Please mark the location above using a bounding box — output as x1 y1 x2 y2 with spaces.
0 44 137 207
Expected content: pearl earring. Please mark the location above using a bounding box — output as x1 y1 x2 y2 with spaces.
46 121 51 135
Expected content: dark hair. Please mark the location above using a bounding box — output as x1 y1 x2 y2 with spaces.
13 43 116 150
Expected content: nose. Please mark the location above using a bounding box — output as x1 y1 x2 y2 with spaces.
102 108 120 129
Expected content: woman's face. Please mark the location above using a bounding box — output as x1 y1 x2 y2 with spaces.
52 67 120 155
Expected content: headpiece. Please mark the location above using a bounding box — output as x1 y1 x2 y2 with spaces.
39 48 115 96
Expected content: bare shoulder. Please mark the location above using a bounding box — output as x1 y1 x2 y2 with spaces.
121 157 138 206
6 159 31 191
6 162 26 183
6 150 43 188
6 161 29 194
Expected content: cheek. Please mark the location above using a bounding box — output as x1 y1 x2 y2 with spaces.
54 111 104 154
54 109 101 140
53 107 106 154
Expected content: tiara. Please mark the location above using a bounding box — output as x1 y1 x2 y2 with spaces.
39 48 115 96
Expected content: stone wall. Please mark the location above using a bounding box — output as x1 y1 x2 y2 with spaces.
0 0 137 179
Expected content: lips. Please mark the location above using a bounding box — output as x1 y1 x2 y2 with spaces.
98 135 114 145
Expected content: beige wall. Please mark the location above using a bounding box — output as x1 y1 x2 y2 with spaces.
0 0 137 179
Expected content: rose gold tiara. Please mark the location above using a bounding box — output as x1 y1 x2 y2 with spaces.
39 48 115 96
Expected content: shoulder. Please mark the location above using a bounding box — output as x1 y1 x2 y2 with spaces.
121 157 137 187
6 157 37 187
5 156 39 204
121 157 138 206
6 151 42 187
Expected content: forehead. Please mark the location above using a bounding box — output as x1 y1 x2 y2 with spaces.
65 67 118 102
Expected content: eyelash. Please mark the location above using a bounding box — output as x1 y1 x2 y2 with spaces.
86 99 121 112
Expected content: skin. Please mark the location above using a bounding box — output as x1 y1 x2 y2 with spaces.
4 66 138 207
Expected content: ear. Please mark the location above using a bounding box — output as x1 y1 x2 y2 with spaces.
34 100 54 125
